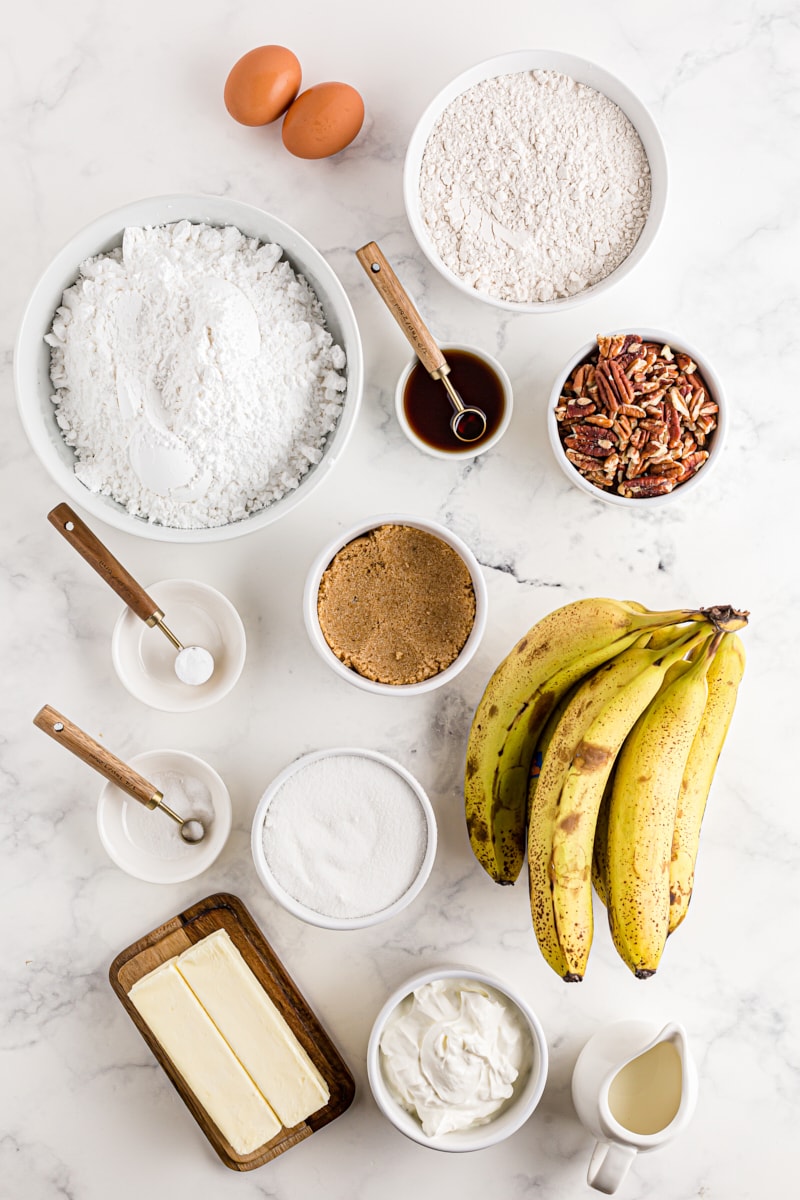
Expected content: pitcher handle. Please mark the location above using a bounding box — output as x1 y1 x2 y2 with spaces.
587 1141 637 1194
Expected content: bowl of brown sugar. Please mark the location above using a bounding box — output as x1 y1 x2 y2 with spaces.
303 515 488 694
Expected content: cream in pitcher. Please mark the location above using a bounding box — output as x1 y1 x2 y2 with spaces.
571 1021 698 1194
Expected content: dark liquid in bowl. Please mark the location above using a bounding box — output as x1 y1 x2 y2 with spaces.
402 349 506 452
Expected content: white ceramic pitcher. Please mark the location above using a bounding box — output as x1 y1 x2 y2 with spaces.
571 1020 698 1194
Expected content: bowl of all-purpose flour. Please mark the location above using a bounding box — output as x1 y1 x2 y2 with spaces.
251 748 437 930
404 51 667 311
15 194 363 541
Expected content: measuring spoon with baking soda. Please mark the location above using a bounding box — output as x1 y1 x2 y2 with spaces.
356 241 488 443
33 705 206 843
48 503 214 686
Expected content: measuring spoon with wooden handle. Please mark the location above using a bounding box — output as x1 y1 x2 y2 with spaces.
33 705 206 843
48 502 214 686
355 241 487 442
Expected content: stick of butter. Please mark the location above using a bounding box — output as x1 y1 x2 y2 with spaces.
176 930 330 1127
129 958 281 1155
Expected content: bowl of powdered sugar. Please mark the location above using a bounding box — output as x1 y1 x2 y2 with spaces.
15 194 363 540
404 51 667 311
251 748 437 930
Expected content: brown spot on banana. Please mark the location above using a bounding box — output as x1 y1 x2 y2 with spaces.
573 741 613 771
558 812 582 834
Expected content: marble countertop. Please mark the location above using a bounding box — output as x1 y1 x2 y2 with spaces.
2 1 797 1196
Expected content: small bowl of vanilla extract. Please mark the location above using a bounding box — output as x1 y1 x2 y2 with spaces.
395 344 513 459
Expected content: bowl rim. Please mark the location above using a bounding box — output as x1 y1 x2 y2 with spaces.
96 747 232 883
14 192 363 543
394 343 514 460
110 577 247 712
302 512 488 695
546 327 728 508
249 746 438 930
366 965 549 1151
403 49 668 313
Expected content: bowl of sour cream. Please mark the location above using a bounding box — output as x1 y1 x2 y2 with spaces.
367 967 548 1152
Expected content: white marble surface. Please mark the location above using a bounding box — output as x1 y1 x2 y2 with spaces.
2 1 798 1196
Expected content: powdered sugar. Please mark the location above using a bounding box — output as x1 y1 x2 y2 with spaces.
46 220 347 529
419 70 652 303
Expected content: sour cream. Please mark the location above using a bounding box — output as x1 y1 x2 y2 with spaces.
378 977 531 1136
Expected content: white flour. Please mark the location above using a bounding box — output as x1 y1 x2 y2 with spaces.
46 221 347 528
261 754 429 919
419 70 652 303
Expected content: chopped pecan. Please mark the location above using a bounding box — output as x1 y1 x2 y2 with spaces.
609 358 635 403
595 370 620 413
618 475 676 498
585 414 615 428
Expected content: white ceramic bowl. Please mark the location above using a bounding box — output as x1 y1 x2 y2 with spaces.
250 748 437 930
404 50 667 312
96 748 232 883
303 513 488 695
547 328 727 508
14 193 363 542
395 344 513 460
367 966 549 1152
111 578 246 711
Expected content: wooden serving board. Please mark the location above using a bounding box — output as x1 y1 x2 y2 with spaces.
109 892 356 1171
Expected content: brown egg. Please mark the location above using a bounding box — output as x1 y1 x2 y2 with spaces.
282 83 365 159
224 46 302 126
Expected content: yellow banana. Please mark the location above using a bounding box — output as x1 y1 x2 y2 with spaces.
592 632 696 911
606 634 720 978
528 633 661 978
464 598 706 884
591 770 613 908
669 633 746 933
545 628 708 980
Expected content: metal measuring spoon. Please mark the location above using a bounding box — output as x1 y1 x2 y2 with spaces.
48 503 214 687
356 241 488 443
33 705 207 844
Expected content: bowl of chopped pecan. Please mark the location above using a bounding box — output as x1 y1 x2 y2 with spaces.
548 330 726 505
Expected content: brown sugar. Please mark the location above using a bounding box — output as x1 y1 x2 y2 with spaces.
317 524 477 685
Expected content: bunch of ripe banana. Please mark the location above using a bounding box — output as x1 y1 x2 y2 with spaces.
464 598 747 981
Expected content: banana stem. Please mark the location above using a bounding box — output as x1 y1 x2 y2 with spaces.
631 605 749 635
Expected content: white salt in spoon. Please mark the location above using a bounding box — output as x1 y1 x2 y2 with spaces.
48 503 214 686
33 705 207 844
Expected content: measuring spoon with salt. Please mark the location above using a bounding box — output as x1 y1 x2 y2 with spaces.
48 503 214 687
33 705 206 844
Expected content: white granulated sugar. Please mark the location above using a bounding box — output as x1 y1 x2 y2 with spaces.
262 754 429 920
419 70 652 303
46 221 347 528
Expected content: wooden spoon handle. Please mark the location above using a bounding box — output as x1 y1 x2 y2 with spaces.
356 241 446 375
48 503 159 624
33 705 160 809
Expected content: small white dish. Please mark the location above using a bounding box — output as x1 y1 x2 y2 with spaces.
111 579 246 711
250 747 437 930
303 513 488 696
403 50 667 313
395 344 513 460
547 328 727 508
96 749 232 884
367 966 549 1151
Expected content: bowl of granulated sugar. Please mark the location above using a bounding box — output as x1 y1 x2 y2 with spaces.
404 51 667 311
251 748 437 930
